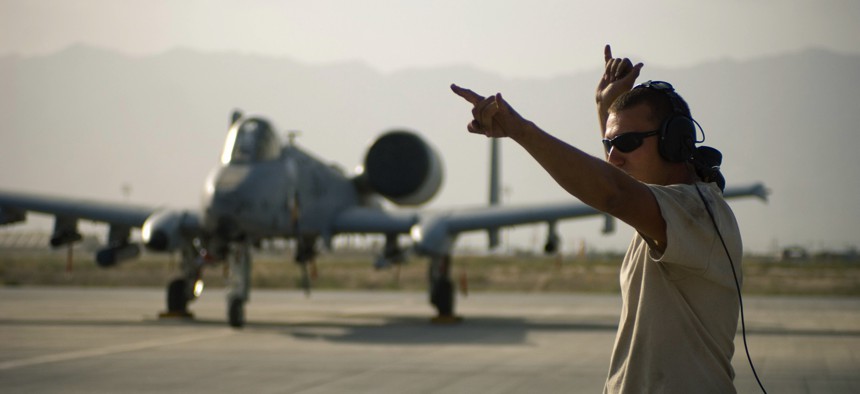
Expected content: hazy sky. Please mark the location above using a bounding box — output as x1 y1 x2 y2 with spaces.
2 0 859 78
2 0 859 255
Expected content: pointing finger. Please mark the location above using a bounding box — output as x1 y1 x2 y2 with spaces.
604 44 612 63
451 84 485 105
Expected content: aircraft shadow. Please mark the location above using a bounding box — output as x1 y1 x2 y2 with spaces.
0 315 619 347
274 316 619 346
3 316 857 347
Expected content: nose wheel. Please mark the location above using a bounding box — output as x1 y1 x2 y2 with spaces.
228 296 245 328
167 278 189 312
431 277 454 316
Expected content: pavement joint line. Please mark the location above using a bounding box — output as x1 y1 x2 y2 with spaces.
0 329 234 371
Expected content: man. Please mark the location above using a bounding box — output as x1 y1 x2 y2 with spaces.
452 45 742 393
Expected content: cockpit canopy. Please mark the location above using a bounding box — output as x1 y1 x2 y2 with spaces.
221 118 282 164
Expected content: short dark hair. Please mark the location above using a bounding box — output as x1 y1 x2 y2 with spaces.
609 85 692 126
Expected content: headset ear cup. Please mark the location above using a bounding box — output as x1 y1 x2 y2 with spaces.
657 116 673 162
660 115 696 162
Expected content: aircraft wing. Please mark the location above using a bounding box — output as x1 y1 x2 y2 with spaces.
722 182 769 202
436 181 768 235
435 203 600 234
426 183 768 233
0 189 156 228
331 203 600 236
409 182 768 255
332 207 420 234
407 202 604 256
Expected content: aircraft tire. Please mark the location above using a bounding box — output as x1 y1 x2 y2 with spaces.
166 278 188 312
228 297 245 328
431 279 454 317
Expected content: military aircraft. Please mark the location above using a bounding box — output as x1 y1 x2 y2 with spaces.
0 110 769 327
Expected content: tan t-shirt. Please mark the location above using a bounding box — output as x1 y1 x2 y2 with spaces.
604 182 742 394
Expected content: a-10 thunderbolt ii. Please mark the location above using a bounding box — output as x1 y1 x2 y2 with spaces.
0 111 768 327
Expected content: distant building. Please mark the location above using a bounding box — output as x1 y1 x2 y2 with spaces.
781 246 809 261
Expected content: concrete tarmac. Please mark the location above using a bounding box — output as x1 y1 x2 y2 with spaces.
0 287 858 393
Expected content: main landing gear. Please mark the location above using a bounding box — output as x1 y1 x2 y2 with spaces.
165 278 194 317
160 241 251 328
160 245 203 320
429 254 462 324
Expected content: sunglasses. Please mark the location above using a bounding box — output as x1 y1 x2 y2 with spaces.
637 80 675 92
602 130 659 154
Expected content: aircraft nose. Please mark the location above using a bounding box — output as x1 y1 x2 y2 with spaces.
214 215 240 239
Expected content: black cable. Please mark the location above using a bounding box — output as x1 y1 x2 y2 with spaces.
695 184 767 394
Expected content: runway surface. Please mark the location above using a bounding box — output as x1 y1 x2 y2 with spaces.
1 287 858 393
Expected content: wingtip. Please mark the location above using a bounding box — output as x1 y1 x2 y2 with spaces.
753 183 770 202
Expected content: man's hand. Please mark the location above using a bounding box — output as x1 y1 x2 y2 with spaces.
451 84 525 139
596 45 643 135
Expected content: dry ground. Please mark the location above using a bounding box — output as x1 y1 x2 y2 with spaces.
1 248 858 296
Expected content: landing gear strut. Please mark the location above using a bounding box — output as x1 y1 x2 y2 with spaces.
429 254 460 323
227 242 252 328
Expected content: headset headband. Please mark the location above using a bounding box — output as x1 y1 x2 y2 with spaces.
635 80 688 117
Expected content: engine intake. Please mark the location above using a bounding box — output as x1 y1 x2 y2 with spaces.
360 130 443 206
142 210 201 252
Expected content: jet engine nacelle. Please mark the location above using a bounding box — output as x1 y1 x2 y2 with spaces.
142 210 201 252
360 130 443 206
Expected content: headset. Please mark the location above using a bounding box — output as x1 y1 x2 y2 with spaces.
635 81 726 190
637 81 768 393
635 80 698 163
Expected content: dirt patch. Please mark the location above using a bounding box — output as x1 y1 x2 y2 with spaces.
1 250 858 296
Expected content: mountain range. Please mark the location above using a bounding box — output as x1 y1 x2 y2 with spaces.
1 45 858 254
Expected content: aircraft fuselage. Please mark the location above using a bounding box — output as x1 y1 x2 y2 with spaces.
202 144 362 243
